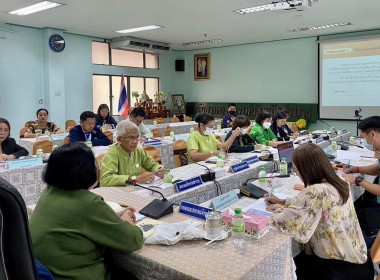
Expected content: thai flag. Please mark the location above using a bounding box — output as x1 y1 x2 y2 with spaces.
118 75 130 117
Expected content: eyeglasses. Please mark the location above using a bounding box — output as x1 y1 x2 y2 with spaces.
0 129 9 134
120 136 140 142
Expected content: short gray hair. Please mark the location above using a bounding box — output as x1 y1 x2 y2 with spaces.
115 120 138 137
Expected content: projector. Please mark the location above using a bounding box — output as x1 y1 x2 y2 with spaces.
271 0 315 11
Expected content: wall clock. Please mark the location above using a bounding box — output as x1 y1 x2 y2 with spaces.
49 34 65 52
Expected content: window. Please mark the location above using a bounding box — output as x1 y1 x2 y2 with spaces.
93 75 110 112
146 78 159 98
146 53 159 69
111 49 144 68
92 42 109 65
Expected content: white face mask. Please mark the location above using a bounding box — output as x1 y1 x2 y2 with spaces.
263 122 271 129
203 127 214 136
241 128 247 135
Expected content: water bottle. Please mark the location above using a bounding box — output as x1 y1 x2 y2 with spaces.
290 136 294 142
258 167 267 187
219 149 225 160
232 208 245 244
36 146 44 157
86 139 93 148
331 140 338 151
52 143 58 151
153 119 157 125
323 129 327 136
217 124 221 131
349 136 355 145
308 133 313 140
44 130 50 136
164 169 172 183
102 124 106 132
170 131 175 141
330 126 335 132
280 158 288 175
190 127 194 134
216 155 224 168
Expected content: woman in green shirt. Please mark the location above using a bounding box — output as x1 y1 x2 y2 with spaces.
250 111 285 147
187 113 240 162
29 143 143 280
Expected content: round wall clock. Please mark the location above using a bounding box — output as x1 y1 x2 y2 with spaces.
49 34 65 52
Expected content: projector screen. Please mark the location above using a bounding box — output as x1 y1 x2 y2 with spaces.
319 36 380 120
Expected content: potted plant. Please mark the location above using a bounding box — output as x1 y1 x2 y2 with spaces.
132 91 140 103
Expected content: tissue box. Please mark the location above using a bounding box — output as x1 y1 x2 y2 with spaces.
221 210 269 239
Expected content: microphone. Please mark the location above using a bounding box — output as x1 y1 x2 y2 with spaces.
194 162 216 182
130 181 174 219
319 120 339 140
354 108 362 118
240 174 291 199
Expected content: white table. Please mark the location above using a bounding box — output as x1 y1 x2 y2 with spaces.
19 137 65 155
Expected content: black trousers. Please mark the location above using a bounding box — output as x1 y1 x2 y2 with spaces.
294 251 374 280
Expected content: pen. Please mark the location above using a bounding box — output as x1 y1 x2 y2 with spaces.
155 166 165 175
266 184 276 206
347 160 351 169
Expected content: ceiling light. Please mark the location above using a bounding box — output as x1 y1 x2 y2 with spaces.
288 22 352 32
8 1 63 16
115 25 163 34
179 39 223 47
235 4 271 15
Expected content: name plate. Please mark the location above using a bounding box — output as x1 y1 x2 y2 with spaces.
330 132 337 139
316 137 324 143
230 162 249 173
242 155 259 165
176 176 203 192
342 129 348 134
7 157 43 170
143 140 162 146
210 190 239 211
51 133 69 141
179 201 212 220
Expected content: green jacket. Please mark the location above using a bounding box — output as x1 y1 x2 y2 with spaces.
29 185 143 280
249 123 277 145
100 144 162 187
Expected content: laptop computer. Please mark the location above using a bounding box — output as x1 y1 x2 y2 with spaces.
277 141 294 173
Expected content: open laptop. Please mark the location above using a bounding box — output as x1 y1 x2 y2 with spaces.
277 141 294 173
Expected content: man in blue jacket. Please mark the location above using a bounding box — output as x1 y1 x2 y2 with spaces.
69 111 110 146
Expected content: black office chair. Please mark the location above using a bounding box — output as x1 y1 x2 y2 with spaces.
0 176 39 280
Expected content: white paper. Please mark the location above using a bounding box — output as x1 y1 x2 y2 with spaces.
336 150 361 161
137 176 164 188
135 213 146 221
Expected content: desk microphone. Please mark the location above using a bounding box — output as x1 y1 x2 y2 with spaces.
131 182 173 219
239 174 290 199
194 162 216 182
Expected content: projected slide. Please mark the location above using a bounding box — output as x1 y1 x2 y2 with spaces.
319 37 380 119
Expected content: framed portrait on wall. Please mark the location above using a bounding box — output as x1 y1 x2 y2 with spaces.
171 94 186 115
194 53 210 81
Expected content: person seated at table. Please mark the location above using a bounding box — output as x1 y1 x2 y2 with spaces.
265 143 373 280
187 113 240 163
100 120 165 187
95 104 117 129
0 118 28 160
225 115 261 153
69 111 110 146
270 110 299 141
24 108 64 138
29 143 143 280
250 111 285 147
127 108 153 141
222 103 237 128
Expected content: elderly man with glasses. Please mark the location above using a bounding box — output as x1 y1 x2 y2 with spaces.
100 120 165 187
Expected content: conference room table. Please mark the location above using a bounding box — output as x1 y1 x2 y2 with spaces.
146 121 197 136
92 187 297 280
19 136 66 155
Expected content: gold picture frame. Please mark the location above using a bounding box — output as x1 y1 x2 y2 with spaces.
194 53 211 80
171 94 186 115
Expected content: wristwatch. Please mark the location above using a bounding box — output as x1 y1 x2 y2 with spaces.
355 176 364 186
126 175 137 186
210 151 213 156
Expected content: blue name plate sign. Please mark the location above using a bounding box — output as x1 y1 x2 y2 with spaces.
51 133 69 141
230 161 249 173
210 190 239 211
316 137 324 143
176 176 203 192
179 201 212 220
143 140 162 146
7 157 43 170
342 129 348 134
242 155 259 165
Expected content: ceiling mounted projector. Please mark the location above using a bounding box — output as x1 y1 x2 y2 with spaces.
235 0 318 14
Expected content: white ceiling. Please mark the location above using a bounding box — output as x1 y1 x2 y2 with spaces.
0 0 379 50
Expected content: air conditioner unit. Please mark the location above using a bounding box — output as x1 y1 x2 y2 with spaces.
110 36 170 54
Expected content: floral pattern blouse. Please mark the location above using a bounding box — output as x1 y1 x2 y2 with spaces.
272 182 367 264
26 122 60 134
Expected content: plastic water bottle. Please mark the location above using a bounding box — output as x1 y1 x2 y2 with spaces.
170 131 175 141
280 158 288 175
190 127 194 134
308 133 313 140
36 146 44 157
153 119 157 125
330 126 335 132
232 208 245 244
219 149 225 160
323 129 327 137
217 124 221 131
349 136 355 145
164 169 173 183
290 136 294 142
258 167 267 187
217 155 224 168
52 143 58 151
331 140 338 151
44 130 50 136
86 139 93 148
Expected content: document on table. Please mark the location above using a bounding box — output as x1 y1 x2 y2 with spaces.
137 176 165 188
242 193 293 217
336 150 361 161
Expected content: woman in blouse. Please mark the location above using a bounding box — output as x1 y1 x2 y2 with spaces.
95 104 117 129
270 110 299 141
24 108 63 137
30 143 143 280
265 143 373 280
0 118 28 160
249 111 285 147
186 113 240 162
225 115 261 153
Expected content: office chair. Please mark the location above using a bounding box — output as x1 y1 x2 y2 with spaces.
0 176 39 280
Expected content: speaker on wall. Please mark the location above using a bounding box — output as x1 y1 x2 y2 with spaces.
175 60 185 71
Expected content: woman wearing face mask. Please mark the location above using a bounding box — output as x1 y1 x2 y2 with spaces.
225 115 262 153
250 111 284 147
95 104 117 129
270 110 299 141
265 143 373 280
222 103 237 128
0 118 29 161
25 108 64 138
187 113 240 162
